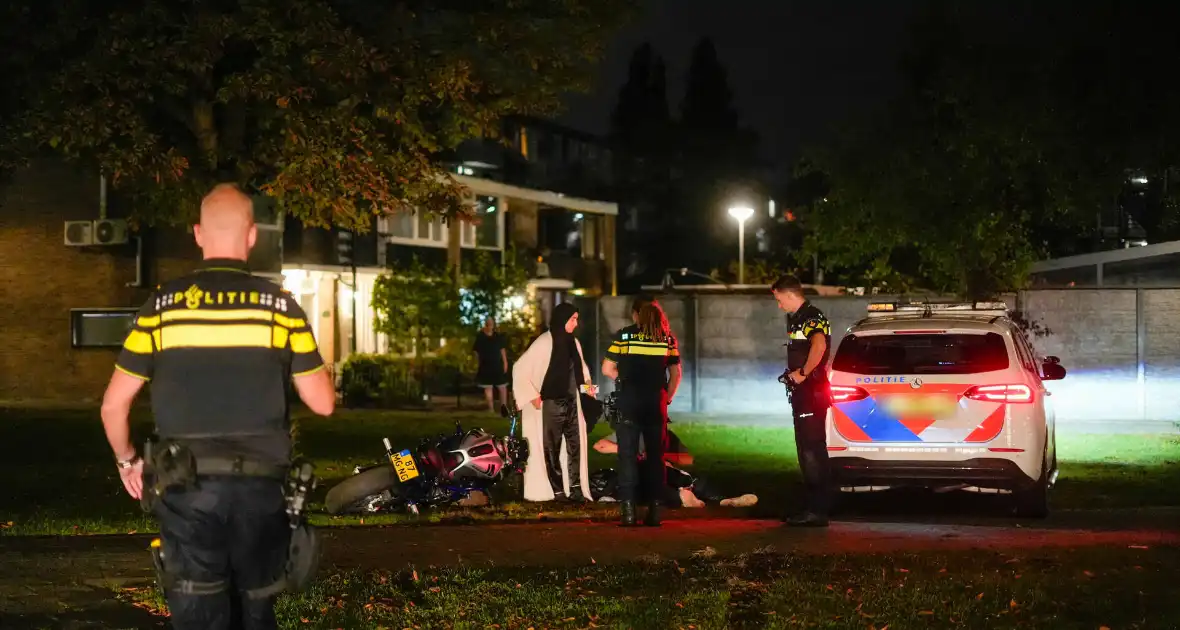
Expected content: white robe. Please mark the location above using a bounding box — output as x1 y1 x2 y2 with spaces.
511 331 594 502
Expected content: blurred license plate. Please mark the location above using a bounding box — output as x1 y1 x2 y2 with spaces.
882 394 958 417
389 449 420 482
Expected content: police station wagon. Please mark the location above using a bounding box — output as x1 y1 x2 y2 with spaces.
825 301 1067 517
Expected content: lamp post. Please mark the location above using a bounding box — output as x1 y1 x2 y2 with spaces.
727 205 755 284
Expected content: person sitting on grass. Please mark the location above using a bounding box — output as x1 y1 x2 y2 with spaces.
590 429 758 509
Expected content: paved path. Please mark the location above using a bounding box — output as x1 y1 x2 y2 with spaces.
2 510 1177 628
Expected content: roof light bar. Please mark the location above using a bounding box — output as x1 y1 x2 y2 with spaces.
866 300 1009 316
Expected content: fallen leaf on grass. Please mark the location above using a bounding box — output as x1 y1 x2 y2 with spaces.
918 611 933 616
1009 599 1018 609
976 593 984 600
1083 571 1095 578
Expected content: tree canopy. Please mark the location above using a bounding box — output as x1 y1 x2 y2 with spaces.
795 2 1180 298
0 0 633 230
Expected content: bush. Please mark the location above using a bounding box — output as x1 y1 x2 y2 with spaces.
339 353 477 408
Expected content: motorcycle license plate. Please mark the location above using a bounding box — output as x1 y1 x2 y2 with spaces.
389 449 420 482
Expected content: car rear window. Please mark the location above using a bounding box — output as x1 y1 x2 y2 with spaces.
832 332 1010 375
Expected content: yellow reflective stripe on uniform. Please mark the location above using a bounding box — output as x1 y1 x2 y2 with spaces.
290 332 317 354
272 325 290 349
800 318 830 336
115 364 150 381
293 364 325 377
123 330 154 354
137 315 160 328
610 340 673 357
161 309 274 323
273 313 306 329
790 331 808 340
158 324 272 349
624 344 673 357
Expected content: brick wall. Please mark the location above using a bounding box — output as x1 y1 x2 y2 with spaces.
0 162 197 402
592 291 1180 428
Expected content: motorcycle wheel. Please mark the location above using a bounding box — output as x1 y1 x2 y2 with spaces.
324 467 401 515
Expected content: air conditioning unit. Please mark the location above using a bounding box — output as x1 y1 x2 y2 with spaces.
93 218 129 245
64 220 94 246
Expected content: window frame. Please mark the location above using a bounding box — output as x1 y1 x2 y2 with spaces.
380 206 504 251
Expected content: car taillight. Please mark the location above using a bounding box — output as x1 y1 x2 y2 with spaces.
830 385 869 403
964 384 1033 403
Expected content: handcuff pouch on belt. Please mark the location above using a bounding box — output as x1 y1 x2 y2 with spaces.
140 438 198 513
246 460 322 599
603 390 629 429
777 368 798 403
143 447 322 598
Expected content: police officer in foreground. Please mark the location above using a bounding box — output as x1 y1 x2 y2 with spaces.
601 296 682 527
771 274 833 527
99 183 336 629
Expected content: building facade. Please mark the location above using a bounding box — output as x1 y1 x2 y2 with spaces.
0 152 617 401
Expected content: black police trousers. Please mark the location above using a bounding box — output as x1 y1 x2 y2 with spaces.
154 476 289 630
542 396 582 496
615 392 668 504
792 382 834 517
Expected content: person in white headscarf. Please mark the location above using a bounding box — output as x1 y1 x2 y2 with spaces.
511 302 595 502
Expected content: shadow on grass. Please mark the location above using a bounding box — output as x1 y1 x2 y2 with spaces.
109 546 1180 630
0 583 166 630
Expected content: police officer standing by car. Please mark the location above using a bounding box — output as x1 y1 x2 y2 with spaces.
99 183 336 629
601 296 682 527
771 274 833 527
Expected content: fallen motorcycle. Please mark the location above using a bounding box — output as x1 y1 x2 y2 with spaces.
323 406 530 516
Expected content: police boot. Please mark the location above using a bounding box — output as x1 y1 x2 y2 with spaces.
619 501 637 527
643 502 662 527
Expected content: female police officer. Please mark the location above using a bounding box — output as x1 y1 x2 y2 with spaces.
601 297 682 526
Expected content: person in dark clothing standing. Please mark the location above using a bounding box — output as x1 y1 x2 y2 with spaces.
99 184 336 629
473 316 509 412
601 297 682 527
772 274 833 527
538 303 595 501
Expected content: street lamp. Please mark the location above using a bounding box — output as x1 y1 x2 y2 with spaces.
727 205 755 284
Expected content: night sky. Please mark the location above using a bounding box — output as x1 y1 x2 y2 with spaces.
561 0 921 171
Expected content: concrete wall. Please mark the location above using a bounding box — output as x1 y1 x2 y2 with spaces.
1016 289 1180 429
590 291 1180 429
594 294 878 416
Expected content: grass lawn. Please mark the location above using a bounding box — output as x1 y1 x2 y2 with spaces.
2 406 1179 536
114 545 1180 629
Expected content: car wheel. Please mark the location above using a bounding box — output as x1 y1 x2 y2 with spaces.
1013 450 1050 519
